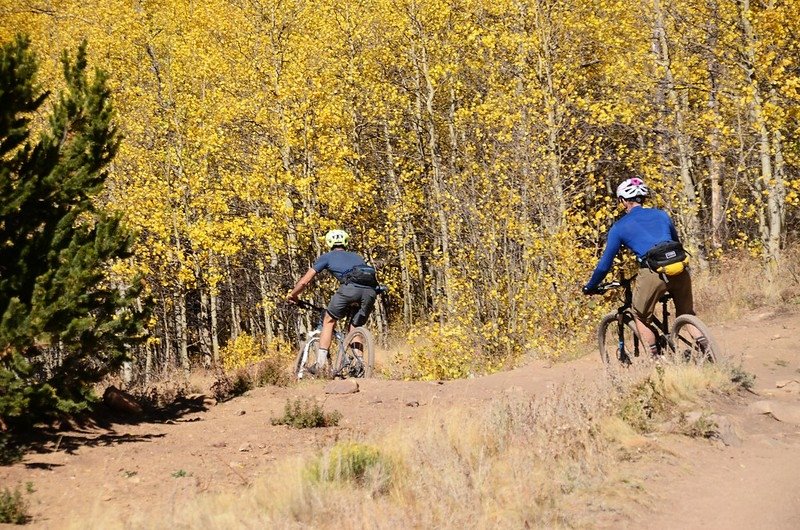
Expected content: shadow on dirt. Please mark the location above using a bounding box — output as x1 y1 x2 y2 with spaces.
7 429 168 461
1 391 211 465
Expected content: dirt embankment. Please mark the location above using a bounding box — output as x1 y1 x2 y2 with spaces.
2 309 800 529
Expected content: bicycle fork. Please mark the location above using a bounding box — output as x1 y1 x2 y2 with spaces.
616 312 632 364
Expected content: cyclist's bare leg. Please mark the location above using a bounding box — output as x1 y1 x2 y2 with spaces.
347 323 364 350
317 312 338 367
634 317 657 351
675 317 705 347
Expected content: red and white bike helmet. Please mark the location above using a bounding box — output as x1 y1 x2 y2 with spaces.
616 177 650 199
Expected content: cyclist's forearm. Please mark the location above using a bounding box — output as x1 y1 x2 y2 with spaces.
289 268 317 298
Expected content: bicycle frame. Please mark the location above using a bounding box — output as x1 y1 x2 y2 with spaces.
293 299 371 378
601 274 673 359
295 299 352 340
597 273 719 365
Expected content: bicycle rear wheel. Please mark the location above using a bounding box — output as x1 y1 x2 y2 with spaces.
670 314 720 364
336 327 376 378
294 331 338 379
598 311 647 365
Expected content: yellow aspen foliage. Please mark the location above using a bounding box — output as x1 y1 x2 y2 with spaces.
3 0 799 378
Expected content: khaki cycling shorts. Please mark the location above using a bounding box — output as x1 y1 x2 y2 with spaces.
633 267 694 322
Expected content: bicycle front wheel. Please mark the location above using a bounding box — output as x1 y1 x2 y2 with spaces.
598 311 647 365
671 314 720 364
294 331 335 379
336 327 376 378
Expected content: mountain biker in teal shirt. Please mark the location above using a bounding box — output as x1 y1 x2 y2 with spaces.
287 229 378 372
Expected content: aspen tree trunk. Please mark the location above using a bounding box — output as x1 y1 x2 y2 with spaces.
258 265 274 342
210 290 220 365
533 0 566 229
651 0 707 268
175 291 190 375
196 262 213 367
225 256 241 339
409 220 429 314
770 87 787 250
132 294 152 383
448 84 459 178
513 0 546 303
198 286 212 368
383 120 414 326
243 268 255 335
738 0 782 267
705 0 726 250
410 26 453 316
144 342 153 385
161 292 174 375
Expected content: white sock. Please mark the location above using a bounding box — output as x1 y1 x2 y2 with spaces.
316 348 329 369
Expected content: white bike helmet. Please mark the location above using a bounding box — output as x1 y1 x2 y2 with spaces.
616 177 650 200
325 229 350 249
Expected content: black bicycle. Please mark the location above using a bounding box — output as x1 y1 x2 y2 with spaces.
593 275 720 365
292 290 384 379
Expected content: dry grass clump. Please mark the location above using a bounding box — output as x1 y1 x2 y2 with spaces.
209 369 253 403
169 376 637 528
693 249 800 322
612 361 741 438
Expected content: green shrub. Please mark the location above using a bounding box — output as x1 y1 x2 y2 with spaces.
0 433 23 466
0 483 31 524
270 399 341 428
306 442 393 492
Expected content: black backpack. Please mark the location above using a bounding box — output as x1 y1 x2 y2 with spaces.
343 264 379 287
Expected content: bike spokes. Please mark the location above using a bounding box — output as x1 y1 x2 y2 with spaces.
338 343 365 378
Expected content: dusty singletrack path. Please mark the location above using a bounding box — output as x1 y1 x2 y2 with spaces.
2 309 800 528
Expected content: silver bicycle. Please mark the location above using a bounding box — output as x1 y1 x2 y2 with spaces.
293 298 381 379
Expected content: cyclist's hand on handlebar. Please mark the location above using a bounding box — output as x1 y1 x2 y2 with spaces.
286 293 299 305
582 285 601 296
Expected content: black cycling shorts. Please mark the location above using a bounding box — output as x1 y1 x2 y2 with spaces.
327 284 377 327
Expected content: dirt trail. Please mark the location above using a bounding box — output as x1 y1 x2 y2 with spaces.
626 310 800 529
2 309 800 528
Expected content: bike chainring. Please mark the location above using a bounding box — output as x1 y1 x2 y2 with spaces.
341 353 365 378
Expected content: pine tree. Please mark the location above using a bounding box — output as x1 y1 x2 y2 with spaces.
0 35 146 427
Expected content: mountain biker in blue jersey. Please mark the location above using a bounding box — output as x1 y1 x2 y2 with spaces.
583 178 695 355
287 229 378 372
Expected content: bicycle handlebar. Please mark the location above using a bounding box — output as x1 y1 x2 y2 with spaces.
592 281 622 294
294 300 326 312
592 275 637 295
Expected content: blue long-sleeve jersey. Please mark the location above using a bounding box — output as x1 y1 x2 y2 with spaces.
584 206 679 290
